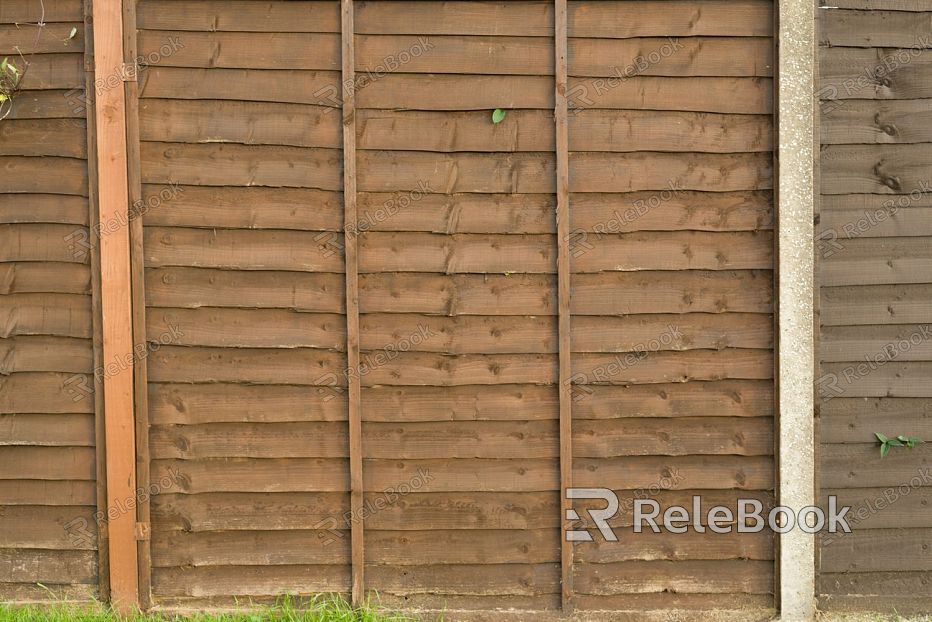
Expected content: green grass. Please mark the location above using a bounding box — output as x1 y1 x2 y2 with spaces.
0 595 423 622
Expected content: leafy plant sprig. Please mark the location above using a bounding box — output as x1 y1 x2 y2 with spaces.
875 432 924 458
0 57 24 120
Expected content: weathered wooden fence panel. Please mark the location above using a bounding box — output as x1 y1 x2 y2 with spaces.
0 0 789 615
565 0 776 612
818 0 932 614
0 0 102 602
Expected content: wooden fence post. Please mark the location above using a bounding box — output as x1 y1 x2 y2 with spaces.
554 0 573 613
91 0 139 611
341 0 365 606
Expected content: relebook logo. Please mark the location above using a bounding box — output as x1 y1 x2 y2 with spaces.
565 488 852 541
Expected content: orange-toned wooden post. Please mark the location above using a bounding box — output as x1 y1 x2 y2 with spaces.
91 0 139 610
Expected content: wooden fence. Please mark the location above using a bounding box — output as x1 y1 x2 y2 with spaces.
0 0 928 617
818 0 932 614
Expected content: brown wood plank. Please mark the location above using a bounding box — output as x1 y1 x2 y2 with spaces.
574 417 774 457
149 383 347 424
368 271 772 315
822 144 932 195
151 458 350 493
140 143 343 190
574 560 774 595
356 151 772 194
137 31 340 70
569 37 773 78
361 385 557 422
0 549 96 584
364 459 558 492
367 529 558 565
571 349 774 384
149 422 349 459
358 352 556 386
572 381 774 420
819 593 932 615
821 443 932 487
356 231 772 274
821 488 932 529
572 313 773 352
575 529 773 563
821 46 932 100
820 361 932 397
820 9 932 47
821 284 932 325
147 346 345 384
820 571 932 596
820 205 932 239
569 1 773 38
364 421 557 459
151 491 348 532
821 98 932 145
356 106 771 154
0 194 89 225
821 324 932 361
357 34 550 76
821 236 932 285
15 54 83 90
820 397 932 442
0 480 95 505
139 185 342 231
0 119 86 157
356 0 552 36
576 593 774 612
358 232 555 273
0 293 92 338
341 0 365 605
0 158 88 195
361 314 553 354
0 505 95 548
567 76 773 114
821 528 932 572
0 446 96 480
364 563 560 596
136 0 340 32
0 508 97 554
145 268 344 312
92 0 137 603
822 0 932 9
139 99 341 148
573 231 773 272
0 0 82 23
0 223 90 263
141 67 341 106
0 372 94 414
0 22 83 54
151 530 348 567
569 152 772 193
359 74 553 110
0 263 91 295
573 455 774 490
0 336 92 374
0 413 94 447
152 565 350 597
143 227 344 272
145 308 346 349
1 90 84 120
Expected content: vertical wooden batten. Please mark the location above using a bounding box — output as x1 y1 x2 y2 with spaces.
341 0 365 606
83 0 110 603
122 0 152 608
91 0 139 610
554 0 573 613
